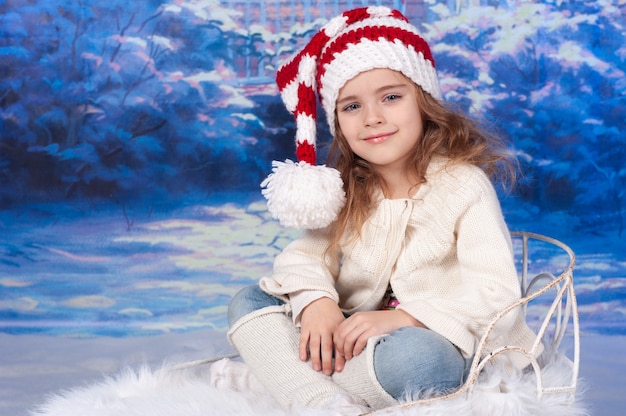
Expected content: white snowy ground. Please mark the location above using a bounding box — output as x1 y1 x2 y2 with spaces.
0 330 623 416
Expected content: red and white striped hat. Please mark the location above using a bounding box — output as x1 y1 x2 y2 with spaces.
261 6 440 229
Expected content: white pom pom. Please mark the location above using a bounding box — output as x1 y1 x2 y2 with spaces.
260 160 346 230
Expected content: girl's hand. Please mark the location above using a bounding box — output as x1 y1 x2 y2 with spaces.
299 297 345 375
334 310 424 361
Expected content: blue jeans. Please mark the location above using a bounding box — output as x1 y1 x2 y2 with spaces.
228 285 471 400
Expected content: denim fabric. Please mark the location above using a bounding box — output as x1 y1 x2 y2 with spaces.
227 285 471 400
372 326 472 399
228 284 285 327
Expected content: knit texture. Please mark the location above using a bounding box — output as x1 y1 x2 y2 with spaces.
260 160 345 230
227 305 360 410
332 335 397 410
262 6 440 230
261 159 539 368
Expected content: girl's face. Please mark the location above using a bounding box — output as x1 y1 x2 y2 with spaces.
335 68 423 176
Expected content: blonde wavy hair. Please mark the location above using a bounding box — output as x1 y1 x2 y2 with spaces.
325 82 518 250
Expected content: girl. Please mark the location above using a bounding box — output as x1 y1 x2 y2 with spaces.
227 6 538 414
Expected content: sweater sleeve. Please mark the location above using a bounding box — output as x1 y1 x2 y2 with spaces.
448 172 537 365
451 173 522 343
259 228 341 322
396 165 522 357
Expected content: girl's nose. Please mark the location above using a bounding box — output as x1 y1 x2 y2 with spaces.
364 104 384 126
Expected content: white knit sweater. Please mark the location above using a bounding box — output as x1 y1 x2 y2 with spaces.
260 158 538 364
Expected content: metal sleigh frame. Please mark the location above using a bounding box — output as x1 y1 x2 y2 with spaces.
371 231 581 414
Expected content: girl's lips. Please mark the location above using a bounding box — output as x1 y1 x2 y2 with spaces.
363 132 393 144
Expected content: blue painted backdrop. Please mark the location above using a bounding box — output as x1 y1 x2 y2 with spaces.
0 0 624 337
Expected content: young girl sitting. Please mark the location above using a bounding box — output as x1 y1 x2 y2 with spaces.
227 6 538 414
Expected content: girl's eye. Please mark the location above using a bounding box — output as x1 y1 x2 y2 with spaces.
342 103 360 112
384 94 401 102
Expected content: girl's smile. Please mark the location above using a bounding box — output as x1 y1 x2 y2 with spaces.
362 132 395 144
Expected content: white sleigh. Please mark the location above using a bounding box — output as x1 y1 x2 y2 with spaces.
371 231 580 414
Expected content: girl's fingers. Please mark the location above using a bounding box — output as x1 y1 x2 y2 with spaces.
334 352 346 373
352 332 369 357
343 328 363 360
309 334 322 371
321 335 334 375
336 320 361 360
299 331 310 362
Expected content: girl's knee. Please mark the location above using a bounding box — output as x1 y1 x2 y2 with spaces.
227 286 258 326
373 327 466 399
227 285 283 327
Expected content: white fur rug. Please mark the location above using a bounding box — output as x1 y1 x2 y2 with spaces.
30 352 589 416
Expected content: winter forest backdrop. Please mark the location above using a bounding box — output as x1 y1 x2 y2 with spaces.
0 0 624 341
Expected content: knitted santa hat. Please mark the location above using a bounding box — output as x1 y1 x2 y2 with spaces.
261 6 441 229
